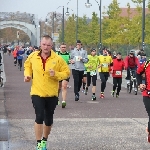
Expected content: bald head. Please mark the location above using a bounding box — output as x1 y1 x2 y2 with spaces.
40 35 53 54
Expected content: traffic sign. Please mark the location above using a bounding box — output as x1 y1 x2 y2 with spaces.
52 33 59 42
17 31 20 39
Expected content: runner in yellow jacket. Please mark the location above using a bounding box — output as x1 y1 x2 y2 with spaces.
24 35 70 150
98 47 113 98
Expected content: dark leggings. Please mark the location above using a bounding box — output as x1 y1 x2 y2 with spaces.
113 77 122 95
72 69 84 95
143 96 150 132
18 59 22 68
99 72 109 92
32 95 58 126
87 72 97 86
14 57 17 65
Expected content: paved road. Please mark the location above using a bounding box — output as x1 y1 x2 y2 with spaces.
1 54 150 150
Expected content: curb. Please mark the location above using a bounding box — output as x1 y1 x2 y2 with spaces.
0 52 9 150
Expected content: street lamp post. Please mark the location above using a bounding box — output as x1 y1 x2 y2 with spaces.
85 0 102 52
62 6 65 42
51 12 56 41
76 0 78 41
57 6 65 42
38 21 41 41
142 0 145 50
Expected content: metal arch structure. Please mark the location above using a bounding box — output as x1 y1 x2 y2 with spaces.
0 23 33 42
0 12 40 46
0 25 32 41
0 21 37 45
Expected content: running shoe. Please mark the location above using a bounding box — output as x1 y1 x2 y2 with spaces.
92 95 96 101
111 91 115 97
84 88 88 95
41 140 47 150
100 93 104 99
36 142 42 150
62 101 66 108
75 94 79 101
116 94 119 98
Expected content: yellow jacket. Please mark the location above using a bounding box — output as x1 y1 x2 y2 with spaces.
98 55 112 72
24 50 70 97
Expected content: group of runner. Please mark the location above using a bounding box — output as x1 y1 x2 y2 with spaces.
9 45 39 71
56 40 146 108
22 35 150 149
7 38 150 148
57 41 150 144
7 41 145 109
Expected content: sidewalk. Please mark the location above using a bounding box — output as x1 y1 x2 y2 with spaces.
0 52 9 150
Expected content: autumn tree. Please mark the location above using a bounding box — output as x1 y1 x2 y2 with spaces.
86 12 99 48
63 14 76 45
77 15 89 45
102 0 122 49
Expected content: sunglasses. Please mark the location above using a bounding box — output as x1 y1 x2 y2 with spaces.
61 47 66 48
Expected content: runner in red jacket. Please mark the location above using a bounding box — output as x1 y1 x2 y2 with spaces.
124 51 139 80
111 52 125 98
137 59 150 142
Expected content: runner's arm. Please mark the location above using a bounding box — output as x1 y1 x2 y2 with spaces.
52 57 70 81
81 51 88 63
136 63 145 85
24 55 33 77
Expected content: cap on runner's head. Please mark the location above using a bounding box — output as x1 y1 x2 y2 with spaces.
91 48 96 52
129 50 134 55
76 40 81 44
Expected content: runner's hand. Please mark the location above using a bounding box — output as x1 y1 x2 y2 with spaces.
78 56 82 60
69 59 75 64
110 70 113 74
139 84 146 91
50 69 55 76
98 64 102 68
24 76 31 82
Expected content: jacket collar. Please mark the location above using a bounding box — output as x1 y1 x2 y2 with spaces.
37 49 55 59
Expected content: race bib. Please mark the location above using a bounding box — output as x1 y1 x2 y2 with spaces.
75 56 81 61
102 63 108 67
115 71 121 75
90 71 96 76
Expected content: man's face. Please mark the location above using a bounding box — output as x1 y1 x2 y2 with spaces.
60 44 66 52
19 46 22 50
117 54 121 59
29 46 33 50
76 43 82 49
40 38 53 54
103 49 107 55
91 50 96 56
129 53 134 57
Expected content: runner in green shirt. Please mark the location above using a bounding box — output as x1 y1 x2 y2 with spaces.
84 48 99 100
56 43 70 108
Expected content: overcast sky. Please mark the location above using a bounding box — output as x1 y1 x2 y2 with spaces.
0 0 148 20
